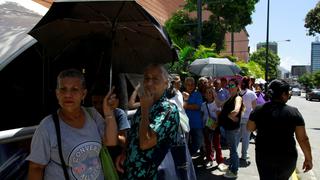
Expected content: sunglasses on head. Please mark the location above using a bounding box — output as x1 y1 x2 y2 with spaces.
227 84 237 89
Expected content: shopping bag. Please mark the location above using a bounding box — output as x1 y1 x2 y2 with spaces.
100 146 119 180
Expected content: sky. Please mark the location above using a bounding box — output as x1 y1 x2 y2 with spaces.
246 0 319 72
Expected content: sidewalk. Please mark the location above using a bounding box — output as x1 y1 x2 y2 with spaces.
194 141 298 180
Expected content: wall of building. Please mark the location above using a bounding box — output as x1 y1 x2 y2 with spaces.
291 65 311 77
221 31 249 61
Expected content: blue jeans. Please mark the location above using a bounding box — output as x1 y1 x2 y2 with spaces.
225 128 240 174
187 128 204 156
240 122 250 159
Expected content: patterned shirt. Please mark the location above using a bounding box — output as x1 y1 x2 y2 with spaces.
123 93 179 179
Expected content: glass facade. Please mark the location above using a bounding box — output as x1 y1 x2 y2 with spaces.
311 41 320 73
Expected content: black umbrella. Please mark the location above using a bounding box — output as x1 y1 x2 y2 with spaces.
188 57 241 77
28 0 177 87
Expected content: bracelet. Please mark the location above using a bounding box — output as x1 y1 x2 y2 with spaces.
105 114 113 118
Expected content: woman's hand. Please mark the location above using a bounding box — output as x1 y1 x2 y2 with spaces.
303 159 313 172
103 86 116 115
228 111 239 122
134 83 141 92
140 89 154 111
182 91 190 101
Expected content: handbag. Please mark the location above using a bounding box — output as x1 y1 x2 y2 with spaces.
100 146 119 180
205 103 218 130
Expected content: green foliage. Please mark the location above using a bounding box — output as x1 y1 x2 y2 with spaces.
166 44 219 75
164 10 196 48
236 60 264 78
298 73 314 89
201 18 226 52
205 0 258 32
193 44 219 59
313 70 320 87
165 0 259 51
250 47 280 80
305 2 320 36
220 55 238 62
166 45 194 75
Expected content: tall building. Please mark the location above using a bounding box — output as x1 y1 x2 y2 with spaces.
257 41 278 54
311 39 320 73
291 65 311 78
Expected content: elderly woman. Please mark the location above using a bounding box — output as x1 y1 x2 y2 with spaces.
27 69 118 180
116 64 179 179
247 79 313 180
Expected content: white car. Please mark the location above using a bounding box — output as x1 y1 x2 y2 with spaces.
291 88 301 96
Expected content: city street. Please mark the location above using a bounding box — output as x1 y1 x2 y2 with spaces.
195 95 320 180
288 94 320 180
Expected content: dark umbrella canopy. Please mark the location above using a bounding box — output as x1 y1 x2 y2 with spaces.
28 0 177 74
188 57 241 77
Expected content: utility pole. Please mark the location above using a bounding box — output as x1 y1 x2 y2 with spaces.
265 0 270 87
197 0 202 46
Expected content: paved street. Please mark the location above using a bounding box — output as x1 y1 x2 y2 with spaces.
288 94 320 180
196 94 320 180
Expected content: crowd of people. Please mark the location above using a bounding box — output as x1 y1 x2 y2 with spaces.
27 64 313 180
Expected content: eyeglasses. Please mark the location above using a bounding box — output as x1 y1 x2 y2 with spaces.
227 84 237 89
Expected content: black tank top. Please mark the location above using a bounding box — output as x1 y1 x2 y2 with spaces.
219 95 242 130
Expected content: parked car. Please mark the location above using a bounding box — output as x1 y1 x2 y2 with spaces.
306 89 320 101
291 87 301 96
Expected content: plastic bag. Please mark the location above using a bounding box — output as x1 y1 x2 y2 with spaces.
100 146 119 180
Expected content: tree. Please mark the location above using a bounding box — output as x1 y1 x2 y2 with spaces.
165 10 196 48
313 70 320 87
236 60 264 78
298 73 314 89
165 0 259 51
305 2 320 36
250 47 280 80
166 44 219 75
166 45 195 75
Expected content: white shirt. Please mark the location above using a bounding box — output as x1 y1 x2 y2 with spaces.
240 89 257 120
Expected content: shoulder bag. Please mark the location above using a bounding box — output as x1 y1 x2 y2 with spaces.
205 103 218 130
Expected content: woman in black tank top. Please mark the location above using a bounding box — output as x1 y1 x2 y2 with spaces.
218 78 243 178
